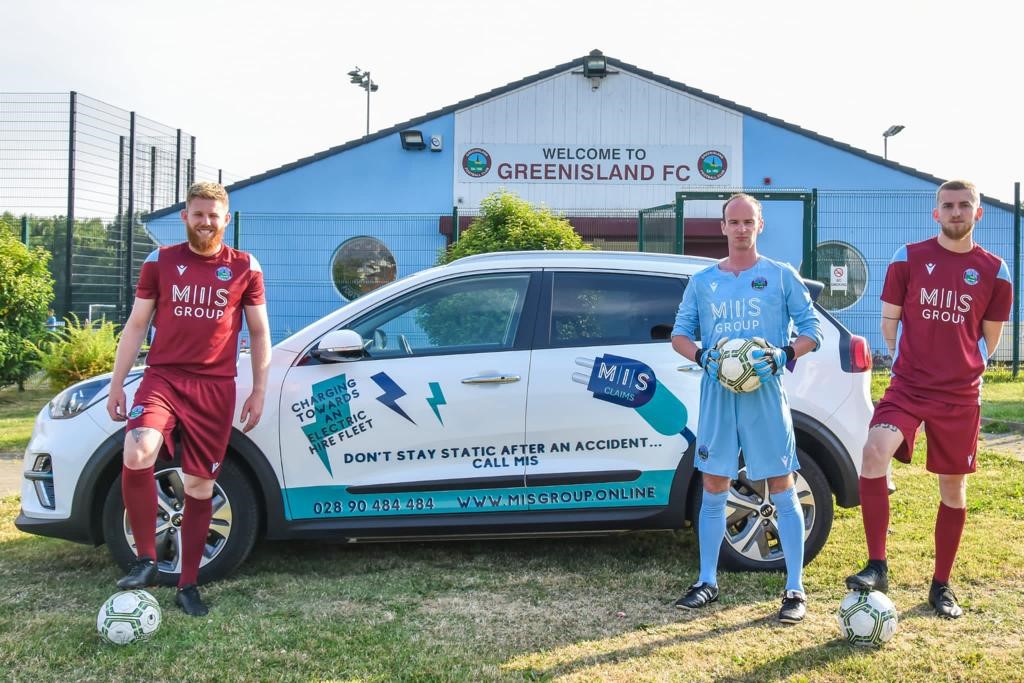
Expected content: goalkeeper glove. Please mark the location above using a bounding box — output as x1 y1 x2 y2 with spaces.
751 340 794 378
695 338 726 380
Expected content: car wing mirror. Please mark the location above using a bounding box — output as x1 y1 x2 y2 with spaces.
311 329 365 363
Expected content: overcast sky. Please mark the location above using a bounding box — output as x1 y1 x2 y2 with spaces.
3 0 1021 204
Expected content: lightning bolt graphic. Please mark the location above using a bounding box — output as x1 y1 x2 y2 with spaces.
426 382 447 425
371 372 415 423
300 373 353 476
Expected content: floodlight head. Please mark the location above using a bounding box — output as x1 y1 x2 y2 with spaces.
400 130 426 150
582 50 607 79
883 125 905 138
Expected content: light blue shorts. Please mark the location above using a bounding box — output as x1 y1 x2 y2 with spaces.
694 375 798 481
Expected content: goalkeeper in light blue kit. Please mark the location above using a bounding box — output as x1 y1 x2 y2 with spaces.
671 193 822 624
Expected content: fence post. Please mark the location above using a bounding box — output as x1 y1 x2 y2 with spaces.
125 112 136 312
64 91 77 317
811 188 818 280
175 129 182 203
233 211 240 249
800 190 816 279
117 135 126 320
1014 181 1021 378
452 205 459 243
638 209 645 252
21 215 28 247
674 194 684 255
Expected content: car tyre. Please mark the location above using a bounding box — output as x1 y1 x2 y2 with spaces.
102 456 259 586
693 449 834 572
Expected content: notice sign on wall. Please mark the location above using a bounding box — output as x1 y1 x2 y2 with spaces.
458 145 732 185
830 264 848 293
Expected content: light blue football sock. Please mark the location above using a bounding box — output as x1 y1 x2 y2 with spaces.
773 485 805 593
697 489 729 587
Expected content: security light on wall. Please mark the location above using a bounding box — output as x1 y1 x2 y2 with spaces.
400 130 426 150
573 49 617 91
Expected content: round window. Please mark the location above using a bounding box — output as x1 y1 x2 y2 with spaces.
809 241 868 311
331 236 397 300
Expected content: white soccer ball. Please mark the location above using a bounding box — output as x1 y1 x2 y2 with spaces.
716 337 767 393
97 589 162 645
836 590 898 647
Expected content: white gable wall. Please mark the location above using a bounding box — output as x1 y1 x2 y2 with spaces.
454 69 742 215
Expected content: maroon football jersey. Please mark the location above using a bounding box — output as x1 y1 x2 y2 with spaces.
136 242 266 377
881 237 1012 404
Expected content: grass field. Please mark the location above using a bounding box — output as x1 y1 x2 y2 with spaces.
1 379 1024 680
0 384 51 452
1 448 1022 681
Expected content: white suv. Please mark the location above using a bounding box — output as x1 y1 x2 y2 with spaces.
16 251 873 585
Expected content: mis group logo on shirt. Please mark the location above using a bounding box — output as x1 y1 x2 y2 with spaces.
216 266 233 282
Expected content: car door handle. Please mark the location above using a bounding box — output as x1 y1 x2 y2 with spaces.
461 375 521 384
677 363 701 373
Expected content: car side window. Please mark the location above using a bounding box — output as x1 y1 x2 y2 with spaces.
547 272 687 347
349 273 533 358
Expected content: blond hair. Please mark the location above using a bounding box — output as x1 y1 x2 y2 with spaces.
936 179 979 205
186 181 229 207
721 193 762 221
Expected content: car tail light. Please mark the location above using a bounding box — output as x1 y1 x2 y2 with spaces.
849 335 872 373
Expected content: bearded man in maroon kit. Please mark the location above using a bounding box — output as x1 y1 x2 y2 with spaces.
845 179 1012 619
106 181 271 616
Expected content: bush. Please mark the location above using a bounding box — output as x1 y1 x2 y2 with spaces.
0 229 54 390
439 191 589 264
31 314 119 391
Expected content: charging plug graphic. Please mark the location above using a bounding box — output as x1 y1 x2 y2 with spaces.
572 353 695 446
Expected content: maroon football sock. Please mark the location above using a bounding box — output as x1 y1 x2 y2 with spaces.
933 502 966 584
178 494 213 588
121 465 157 561
859 475 890 561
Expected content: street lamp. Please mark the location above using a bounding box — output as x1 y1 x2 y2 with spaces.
882 124 905 160
347 67 379 136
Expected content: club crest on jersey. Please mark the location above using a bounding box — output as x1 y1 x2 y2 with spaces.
176 265 187 276
963 269 979 285
925 263 936 275
751 276 768 291
128 405 144 419
215 266 232 282
697 445 710 461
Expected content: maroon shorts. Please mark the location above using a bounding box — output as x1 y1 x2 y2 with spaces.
125 366 236 479
870 383 980 475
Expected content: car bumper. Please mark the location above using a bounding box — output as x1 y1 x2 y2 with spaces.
14 405 115 544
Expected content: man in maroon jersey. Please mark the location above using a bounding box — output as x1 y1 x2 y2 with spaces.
106 181 271 616
846 179 1013 618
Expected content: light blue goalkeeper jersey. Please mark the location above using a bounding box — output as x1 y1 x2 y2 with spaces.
671 256 823 480
672 256 821 353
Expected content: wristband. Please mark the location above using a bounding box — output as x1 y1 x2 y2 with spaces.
695 348 706 367
782 345 796 363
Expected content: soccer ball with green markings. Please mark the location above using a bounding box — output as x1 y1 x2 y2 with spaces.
716 337 767 393
97 589 161 645
836 590 898 647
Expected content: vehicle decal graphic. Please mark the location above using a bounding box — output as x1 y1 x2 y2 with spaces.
371 372 415 423
572 353 696 446
284 469 674 519
291 373 368 477
426 381 447 425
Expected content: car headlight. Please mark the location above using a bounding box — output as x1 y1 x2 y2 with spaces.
48 370 144 419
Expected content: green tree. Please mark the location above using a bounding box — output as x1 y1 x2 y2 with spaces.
439 191 588 264
0 229 55 390
420 192 589 346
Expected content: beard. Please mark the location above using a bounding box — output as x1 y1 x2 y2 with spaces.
940 220 974 242
186 224 225 253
